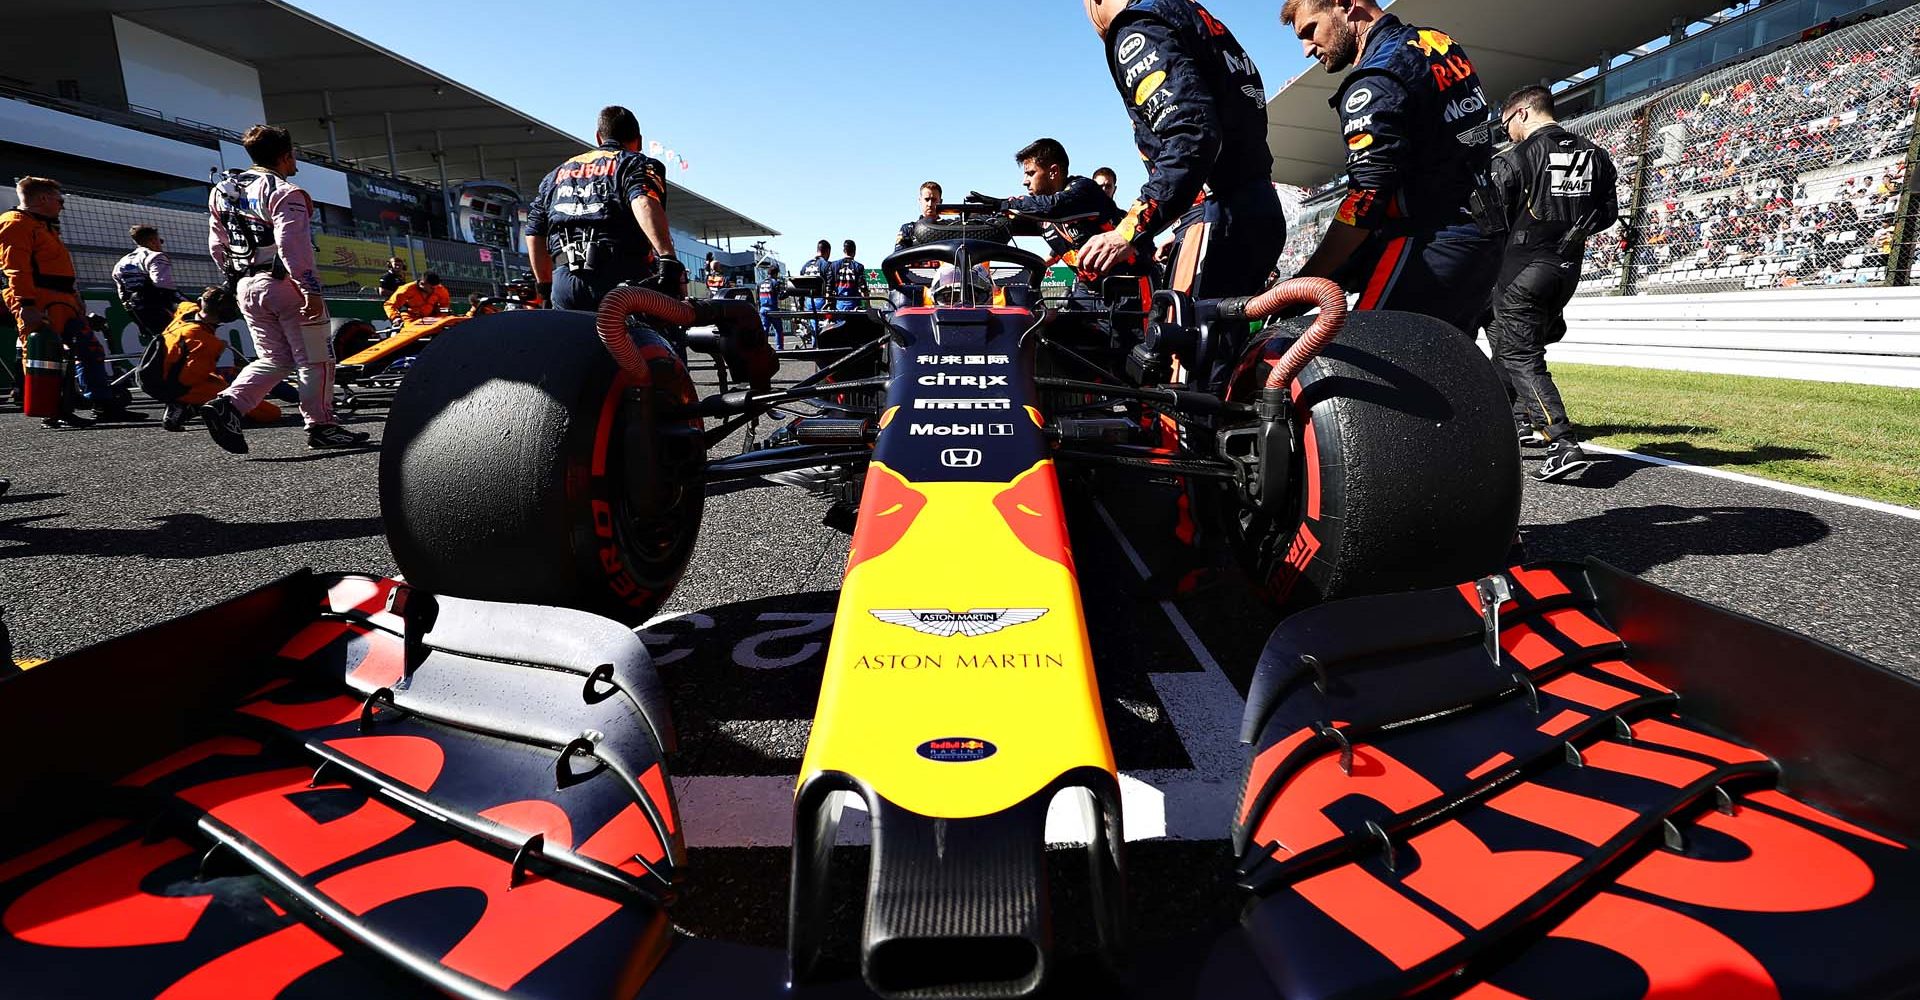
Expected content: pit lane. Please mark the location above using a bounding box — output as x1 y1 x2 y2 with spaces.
2 354 1916 958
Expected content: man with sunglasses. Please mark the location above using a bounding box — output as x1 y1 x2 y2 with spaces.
1281 0 1501 334
1487 85 1618 481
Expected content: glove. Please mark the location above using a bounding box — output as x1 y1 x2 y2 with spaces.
535 281 552 305
656 258 689 297
966 191 1005 209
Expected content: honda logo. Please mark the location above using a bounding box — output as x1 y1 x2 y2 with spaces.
941 448 983 469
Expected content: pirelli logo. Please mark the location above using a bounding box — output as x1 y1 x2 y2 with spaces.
914 398 1013 411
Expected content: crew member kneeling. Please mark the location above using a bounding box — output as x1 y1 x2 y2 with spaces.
524 105 682 311
154 287 282 432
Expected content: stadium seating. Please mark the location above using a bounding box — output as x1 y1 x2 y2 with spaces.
1280 7 1920 302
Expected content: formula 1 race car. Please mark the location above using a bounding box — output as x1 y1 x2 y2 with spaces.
0 229 1915 1000
330 296 534 410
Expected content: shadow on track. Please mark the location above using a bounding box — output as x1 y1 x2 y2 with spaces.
0 511 384 560
0 492 66 505
1521 503 1831 573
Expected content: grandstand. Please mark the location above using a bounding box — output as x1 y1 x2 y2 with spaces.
0 0 776 313
1267 0 1920 385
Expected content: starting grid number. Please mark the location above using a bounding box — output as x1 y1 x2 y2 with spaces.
641 612 835 671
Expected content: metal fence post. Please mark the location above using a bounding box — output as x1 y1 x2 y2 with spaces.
1885 93 1920 287
1621 107 1654 296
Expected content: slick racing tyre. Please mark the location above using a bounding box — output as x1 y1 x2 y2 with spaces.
1221 309 1520 607
331 318 378 362
379 310 705 625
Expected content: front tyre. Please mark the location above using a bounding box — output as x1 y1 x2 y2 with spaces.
379 310 705 624
1223 310 1520 607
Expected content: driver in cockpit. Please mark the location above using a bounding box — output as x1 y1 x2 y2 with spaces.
927 262 996 307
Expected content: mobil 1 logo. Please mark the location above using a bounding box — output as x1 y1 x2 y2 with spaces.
909 423 1014 437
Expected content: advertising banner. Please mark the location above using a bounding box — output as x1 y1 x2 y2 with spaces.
316 233 398 293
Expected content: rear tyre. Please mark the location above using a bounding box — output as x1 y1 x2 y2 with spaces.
379 310 705 624
1221 310 1520 606
331 319 378 363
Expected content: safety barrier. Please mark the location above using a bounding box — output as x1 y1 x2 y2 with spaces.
1552 285 1920 386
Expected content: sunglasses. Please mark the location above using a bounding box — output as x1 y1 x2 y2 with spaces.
1502 108 1527 128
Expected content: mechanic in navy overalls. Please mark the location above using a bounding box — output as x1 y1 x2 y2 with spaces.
979 137 1137 308
1078 0 1285 387
756 263 785 350
523 105 682 311
828 240 867 314
1281 0 1501 335
895 181 943 251
797 239 833 334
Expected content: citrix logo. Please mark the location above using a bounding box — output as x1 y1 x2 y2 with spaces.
917 373 1009 388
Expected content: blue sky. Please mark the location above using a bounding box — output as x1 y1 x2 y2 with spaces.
291 0 1317 268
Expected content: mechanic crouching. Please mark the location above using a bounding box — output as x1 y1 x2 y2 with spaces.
154 287 283 432
524 105 682 311
1078 0 1285 388
1282 0 1501 335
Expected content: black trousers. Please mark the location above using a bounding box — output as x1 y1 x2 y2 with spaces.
1487 258 1578 441
1345 223 1501 335
1167 183 1286 389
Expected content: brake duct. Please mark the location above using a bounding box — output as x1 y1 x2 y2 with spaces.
595 286 778 392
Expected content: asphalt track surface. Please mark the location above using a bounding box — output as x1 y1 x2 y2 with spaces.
2 352 1918 966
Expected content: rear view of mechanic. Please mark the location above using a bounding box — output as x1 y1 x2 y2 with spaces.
979 137 1133 302
1489 85 1617 481
205 125 367 453
896 182 943 250
1077 0 1284 386
829 240 868 313
757 262 785 349
1283 0 1500 334
113 225 182 340
524 105 681 311
797 239 833 337
1 177 133 423
384 271 450 324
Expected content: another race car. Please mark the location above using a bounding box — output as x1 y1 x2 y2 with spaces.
328 295 533 411
0 227 1915 999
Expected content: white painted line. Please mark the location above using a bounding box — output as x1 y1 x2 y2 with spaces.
1581 444 1920 522
1090 500 1247 775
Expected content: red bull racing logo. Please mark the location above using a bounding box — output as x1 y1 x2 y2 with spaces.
916 737 998 763
1407 29 1455 57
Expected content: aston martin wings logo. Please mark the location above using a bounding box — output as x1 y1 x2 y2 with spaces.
870 608 1049 637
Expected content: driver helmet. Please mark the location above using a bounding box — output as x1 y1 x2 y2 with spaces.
928 263 994 305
